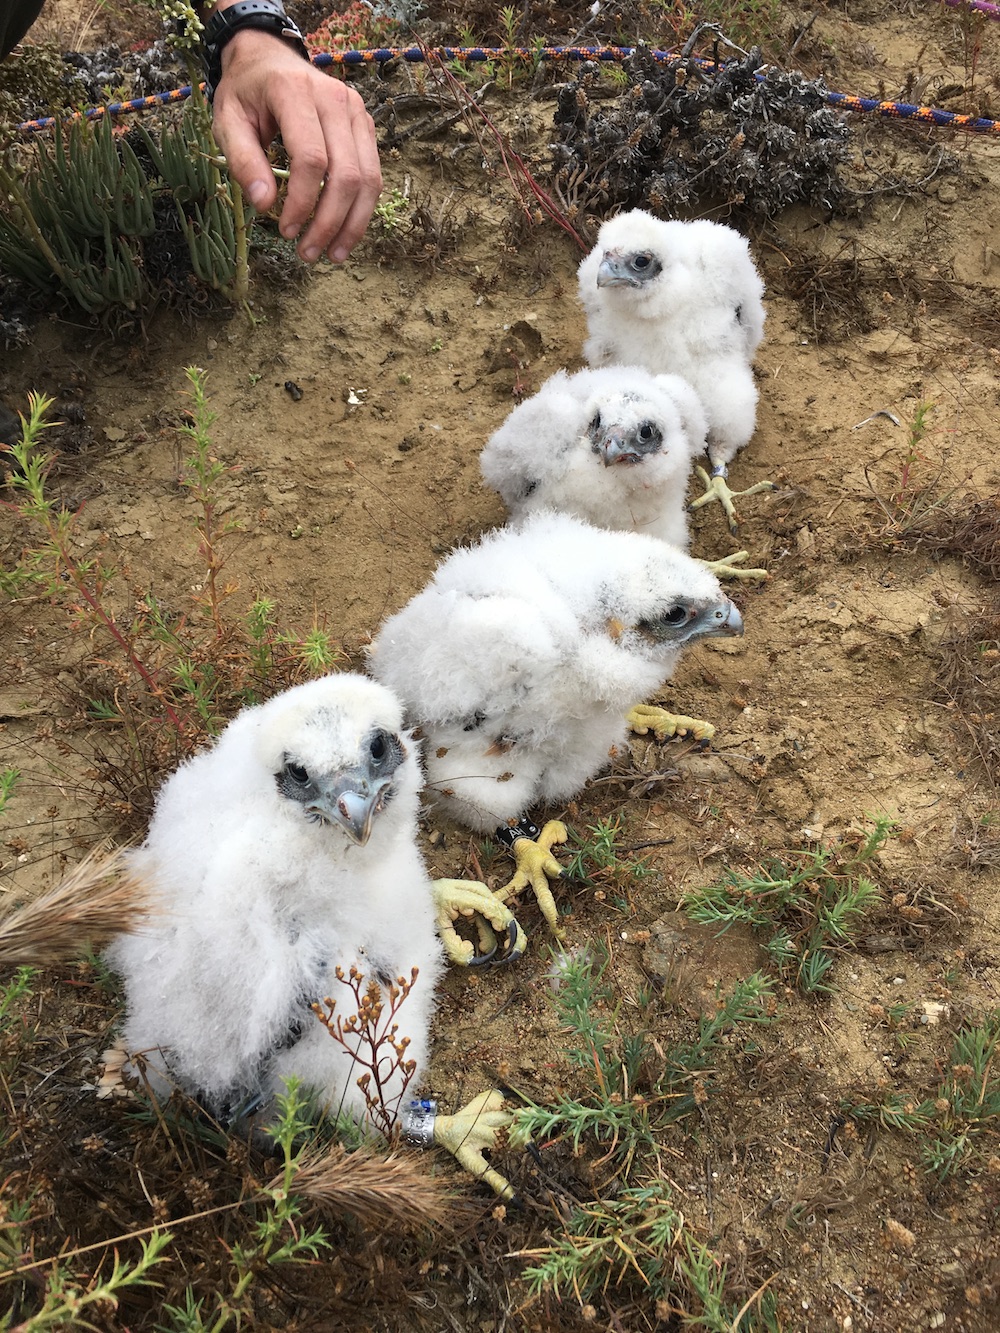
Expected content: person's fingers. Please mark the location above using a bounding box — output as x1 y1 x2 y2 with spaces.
273 97 330 245
211 98 279 214
294 88 381 263
209 32 382 263
324 109 382 263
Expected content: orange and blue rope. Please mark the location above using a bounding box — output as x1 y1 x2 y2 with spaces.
15 44 1000 137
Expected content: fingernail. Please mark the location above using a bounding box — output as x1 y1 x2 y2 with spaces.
247 180 269 209
282 223 301 241
330 247 348 264
301 245 319 264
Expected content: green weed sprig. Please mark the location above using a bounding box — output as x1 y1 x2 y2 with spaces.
519 1178 779 1329
513 949 774 1168
1 393 188 734
0 767 19 816
156 1079 330 1332
847 1013 1000 1179
11 1233 173 1332
685 817 894 994
563 817 656 911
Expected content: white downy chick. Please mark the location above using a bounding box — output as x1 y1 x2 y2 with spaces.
480 365 706 549
369 511 742 836
105 674 442 1127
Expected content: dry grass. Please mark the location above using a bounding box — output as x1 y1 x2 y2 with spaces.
24 0 156 52
910 494 1000 580
936 601 1000 788
0 845 151 967
288 1142 457 1231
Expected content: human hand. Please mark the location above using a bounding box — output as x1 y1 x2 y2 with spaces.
211 28 382 263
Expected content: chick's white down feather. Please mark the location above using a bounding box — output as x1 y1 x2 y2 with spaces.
369 512 738 833
577 210 765 470
105 674 443 1123
480 366 707 548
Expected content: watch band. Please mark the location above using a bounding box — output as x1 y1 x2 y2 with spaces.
202 0 311 101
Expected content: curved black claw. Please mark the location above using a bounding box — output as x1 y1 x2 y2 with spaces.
467 939 500 967
500 917 526 964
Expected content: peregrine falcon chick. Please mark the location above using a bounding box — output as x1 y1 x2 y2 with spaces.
480 365 765 580
369 512 743 944
578 209 774 532
480 365 705 550
104 675 517 1195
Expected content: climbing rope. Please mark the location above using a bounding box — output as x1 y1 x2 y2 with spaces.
14 44 1000 137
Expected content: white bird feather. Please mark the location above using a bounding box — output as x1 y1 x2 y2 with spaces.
577 209 765 475
369 511 742 835
104 674 443 1126
480 366 707 549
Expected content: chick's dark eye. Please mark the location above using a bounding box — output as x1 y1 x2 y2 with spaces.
589 413 601 433
286 762 309 784
370 731 387 762
632 253 652 271
638 423 653 442
664 605 689 626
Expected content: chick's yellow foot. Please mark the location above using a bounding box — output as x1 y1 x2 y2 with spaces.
628 703 715 743
689 464 777 535
696 551 769 583
495 819 568 939
433 1089 515 1201
432 879 527 967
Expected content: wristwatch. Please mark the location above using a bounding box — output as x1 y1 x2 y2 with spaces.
202 0 311 101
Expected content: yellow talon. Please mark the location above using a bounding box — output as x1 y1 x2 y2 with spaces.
627 703 715 743
696 551 769 582
689 463 777 534
495 820 568 938
433 1089 515 1201
432 879 527 967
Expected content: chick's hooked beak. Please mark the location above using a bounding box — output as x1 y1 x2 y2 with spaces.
696 598 743 642
596 247 660 289
308 770 392 846
598 429 640 466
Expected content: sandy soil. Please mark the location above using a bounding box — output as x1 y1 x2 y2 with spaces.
2 1 1000 1329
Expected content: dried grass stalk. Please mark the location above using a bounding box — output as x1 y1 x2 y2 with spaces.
910 496 1000 577
936 604 1000 788
0 846 151 966
287 1142 456 1233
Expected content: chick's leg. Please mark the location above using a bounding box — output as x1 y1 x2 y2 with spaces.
495 819 568 940
628 704 715 743
689 463 776 535
696 551 768 583
432 1089 515 1201
432 879 527 968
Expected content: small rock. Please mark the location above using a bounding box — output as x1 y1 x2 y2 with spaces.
936 180 958 204
795 526 816 556
676 753 731 782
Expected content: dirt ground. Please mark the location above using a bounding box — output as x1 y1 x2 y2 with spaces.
2 1 1000 1330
